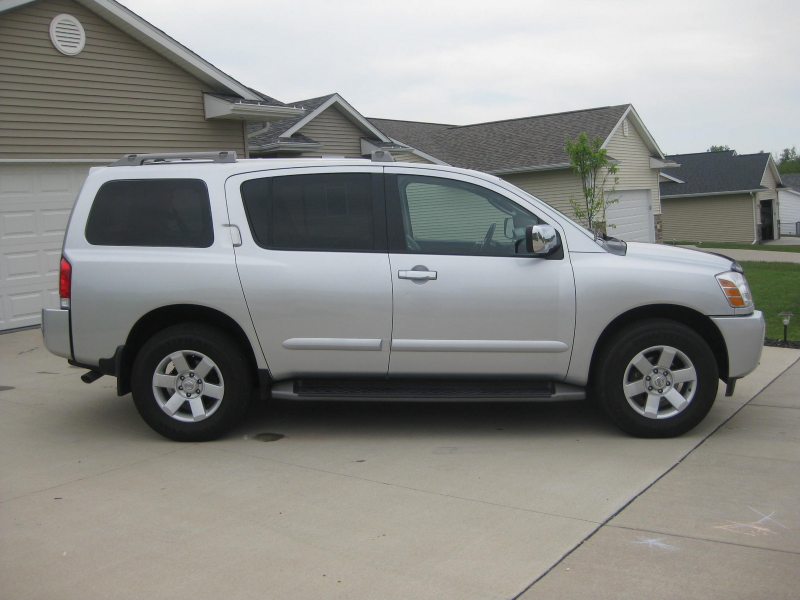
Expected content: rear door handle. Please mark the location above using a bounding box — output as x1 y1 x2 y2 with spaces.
398 270 437 280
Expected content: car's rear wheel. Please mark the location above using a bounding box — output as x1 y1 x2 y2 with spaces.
131 323 252 441
595 319 719 438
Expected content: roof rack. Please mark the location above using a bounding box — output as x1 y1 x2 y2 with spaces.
109 151 237 167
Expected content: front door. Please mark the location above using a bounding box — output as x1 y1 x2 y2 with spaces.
225 167 393 380
385 168 576 379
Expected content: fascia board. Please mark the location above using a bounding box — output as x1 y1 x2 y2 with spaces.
281 94 391 141
488 162 572 175
659 172 685 184
651 157 681 169
602 105 665 160
662 189 766 199
409 147 450 166
250 142 324 154
73 0 262 100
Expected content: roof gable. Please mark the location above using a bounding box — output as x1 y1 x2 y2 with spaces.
1 0 274 102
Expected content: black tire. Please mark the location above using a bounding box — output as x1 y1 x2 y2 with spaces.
594 318 719 438
131 323 253 442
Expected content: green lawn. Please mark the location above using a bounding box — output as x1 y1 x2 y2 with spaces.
668 241 800 253
740 261 800 340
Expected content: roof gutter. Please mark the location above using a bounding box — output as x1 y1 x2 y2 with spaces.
204 95 305 122
661 189 765 199
488 159 619 176
250 141 324 154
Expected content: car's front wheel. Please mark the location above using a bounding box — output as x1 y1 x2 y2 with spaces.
131 323 252 441
595 319 719 438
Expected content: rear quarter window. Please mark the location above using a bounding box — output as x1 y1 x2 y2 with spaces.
85 179 213 247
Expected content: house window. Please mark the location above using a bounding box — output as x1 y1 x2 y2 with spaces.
50 14 86 56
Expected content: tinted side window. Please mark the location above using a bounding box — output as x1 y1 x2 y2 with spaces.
85 179 213 248
241 173 375 251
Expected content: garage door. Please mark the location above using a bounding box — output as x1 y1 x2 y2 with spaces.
605 189 655 243
0 163 92 331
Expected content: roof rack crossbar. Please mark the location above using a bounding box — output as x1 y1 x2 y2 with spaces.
109 151 237 167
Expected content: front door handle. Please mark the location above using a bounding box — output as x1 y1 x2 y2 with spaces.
398 270 437 281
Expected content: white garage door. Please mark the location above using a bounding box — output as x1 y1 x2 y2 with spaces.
0 163 92 331
605 189 655 243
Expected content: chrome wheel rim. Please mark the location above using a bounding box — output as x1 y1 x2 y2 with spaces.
152 350 225 422
622 345 697 419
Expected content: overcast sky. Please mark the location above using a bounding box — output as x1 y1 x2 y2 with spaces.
123 0 799 157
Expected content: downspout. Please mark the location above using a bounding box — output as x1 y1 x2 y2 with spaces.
751 192 758 244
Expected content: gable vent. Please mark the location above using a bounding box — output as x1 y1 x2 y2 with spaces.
50 14 86 56
623 119 629 137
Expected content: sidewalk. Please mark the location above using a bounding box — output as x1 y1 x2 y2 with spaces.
521 357 800 599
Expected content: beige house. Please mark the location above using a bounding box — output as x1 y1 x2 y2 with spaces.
659 151 782 244
0 0 303 330
370 105 675 244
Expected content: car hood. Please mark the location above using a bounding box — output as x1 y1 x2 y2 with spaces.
623 242 735 272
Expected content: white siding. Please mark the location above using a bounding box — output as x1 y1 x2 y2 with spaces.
778 189 800 235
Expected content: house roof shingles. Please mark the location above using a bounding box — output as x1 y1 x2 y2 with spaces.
660 151 771 197
780 172 800 193
369 105 630 172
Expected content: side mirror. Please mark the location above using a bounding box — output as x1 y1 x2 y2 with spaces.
525 224 560 256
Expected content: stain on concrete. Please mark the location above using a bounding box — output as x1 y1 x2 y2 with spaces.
0 386 15 392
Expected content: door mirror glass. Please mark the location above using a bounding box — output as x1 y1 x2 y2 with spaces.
526 224 560 256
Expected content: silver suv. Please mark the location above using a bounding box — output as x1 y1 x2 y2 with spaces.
42 151 765 441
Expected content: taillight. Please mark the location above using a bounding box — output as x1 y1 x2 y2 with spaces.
59 256 71 309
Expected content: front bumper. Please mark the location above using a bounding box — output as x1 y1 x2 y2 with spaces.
42 309 71 359
711 310 765 379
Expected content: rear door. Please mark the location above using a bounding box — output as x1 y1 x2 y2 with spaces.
225 166 393 380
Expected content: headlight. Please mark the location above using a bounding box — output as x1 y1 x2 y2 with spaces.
716 271 753 308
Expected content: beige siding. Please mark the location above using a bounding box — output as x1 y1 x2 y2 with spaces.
604 122 661 213
661 194 755 243
296 106 365 158
0 0 245 158
500 169 584 218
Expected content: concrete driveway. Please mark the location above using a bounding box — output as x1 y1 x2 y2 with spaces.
1 328 798 599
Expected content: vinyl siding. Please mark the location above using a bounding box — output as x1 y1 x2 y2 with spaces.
500 169 584 219
296 106 365 158
604 121 661 213
661 194 755 243
757 163 777 203
0 0 246 158
778 190 800 235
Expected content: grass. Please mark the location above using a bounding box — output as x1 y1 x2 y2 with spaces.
740 261 800 340
667 241 800 253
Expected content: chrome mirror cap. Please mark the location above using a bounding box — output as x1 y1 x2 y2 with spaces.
526 224 559 255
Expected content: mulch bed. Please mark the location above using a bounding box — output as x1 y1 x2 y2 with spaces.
765 338 800 349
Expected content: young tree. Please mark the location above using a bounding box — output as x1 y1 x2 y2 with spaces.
777 147 800 174
707 145 732 152
566 132 619 237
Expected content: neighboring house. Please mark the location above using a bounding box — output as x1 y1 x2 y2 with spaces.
778 173 800 235
659 151 782 244
247 93 440 164
0 0 303 331
370 105 676 244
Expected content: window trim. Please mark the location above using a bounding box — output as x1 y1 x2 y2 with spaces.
240 171 388 254
385 173 553 258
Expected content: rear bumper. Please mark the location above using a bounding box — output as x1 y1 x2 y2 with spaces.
711 311 765 379
41 309 71 359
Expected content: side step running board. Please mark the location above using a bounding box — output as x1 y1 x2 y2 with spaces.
270 379 585 402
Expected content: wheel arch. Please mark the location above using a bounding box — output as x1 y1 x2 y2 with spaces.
589 304 729 385
118 304 262 396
